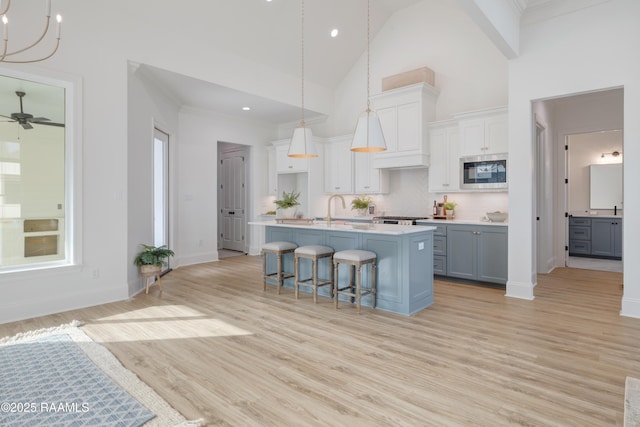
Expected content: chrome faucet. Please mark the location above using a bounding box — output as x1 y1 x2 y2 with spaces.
326 194 346 226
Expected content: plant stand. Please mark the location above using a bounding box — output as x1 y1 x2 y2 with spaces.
140 265 162 294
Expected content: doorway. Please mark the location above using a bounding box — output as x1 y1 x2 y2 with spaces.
533 87 623 275
217 142 249 256
565 130 623 272
153 128 171 272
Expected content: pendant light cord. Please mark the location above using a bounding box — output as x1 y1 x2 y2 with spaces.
366 0 371 113
300 0 305 127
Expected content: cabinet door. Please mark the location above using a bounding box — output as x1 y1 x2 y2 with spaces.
396 102 420 152
485 114 508 154
613 220 623 258
428 125 459 192
446 226 476 280
377 106 398 153
324 139 353 194
459 118 485 156
267 147 277 195
477 227 508 284
275 144 308 173
428 128 448 191
458 111 508 156
591 218 614 257
354 152 389 194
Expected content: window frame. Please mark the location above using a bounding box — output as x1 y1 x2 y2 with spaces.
0 67 82 275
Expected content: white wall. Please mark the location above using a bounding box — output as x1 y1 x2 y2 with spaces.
508 0 640 312
332 0 509 136
177 108 277 266
0 1 306 323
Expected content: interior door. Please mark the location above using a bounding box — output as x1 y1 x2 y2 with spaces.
220 150 246 252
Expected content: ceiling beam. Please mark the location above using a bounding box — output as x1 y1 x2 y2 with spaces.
457 0 523 59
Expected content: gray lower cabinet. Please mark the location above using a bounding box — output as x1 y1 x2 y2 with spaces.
417 221 508 286
446 225 508 285
591 218 622 259
431 224 447 275
569 216 622 260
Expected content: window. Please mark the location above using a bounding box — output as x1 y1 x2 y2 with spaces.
0 72 74 271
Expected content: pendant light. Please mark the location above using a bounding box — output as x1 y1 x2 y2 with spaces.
351 0 386 152
288 0 317 158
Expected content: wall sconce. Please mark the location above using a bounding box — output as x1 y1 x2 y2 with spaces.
601 150 621 159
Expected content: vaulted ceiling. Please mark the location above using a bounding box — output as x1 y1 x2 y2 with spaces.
0 0 606 128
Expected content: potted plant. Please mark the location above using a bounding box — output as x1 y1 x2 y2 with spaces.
444 201 456 218
351 195 372 216
133 244 175 274
275 190 300 218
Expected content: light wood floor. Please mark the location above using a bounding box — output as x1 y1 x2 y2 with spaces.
1 256 636 426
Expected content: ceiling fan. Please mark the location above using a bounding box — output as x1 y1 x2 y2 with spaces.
0 91 65 130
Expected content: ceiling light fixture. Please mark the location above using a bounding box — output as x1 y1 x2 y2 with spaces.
288 0 317 158
1 0 63 64
242 106 251 111
351 0 386 153
330 28 339 38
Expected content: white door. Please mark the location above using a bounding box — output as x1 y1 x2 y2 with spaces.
220 149 247 252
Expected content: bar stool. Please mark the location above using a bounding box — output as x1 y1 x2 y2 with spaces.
333 249 377 314
261 241 297 294
294 245 334 303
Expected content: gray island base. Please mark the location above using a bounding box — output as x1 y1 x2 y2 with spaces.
254 221 436 316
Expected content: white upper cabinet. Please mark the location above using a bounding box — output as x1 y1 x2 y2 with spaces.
370 83 439 169
456 107 508 157
323 136 353 194
354 151 389 194
273 139 309 173
428 120 459 192
267 146 277 195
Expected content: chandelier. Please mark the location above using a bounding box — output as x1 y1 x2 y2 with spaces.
1 0 62 64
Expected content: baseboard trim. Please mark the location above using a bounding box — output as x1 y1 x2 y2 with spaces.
505 279 536 300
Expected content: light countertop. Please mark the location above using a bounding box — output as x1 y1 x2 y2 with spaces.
417 219 508 226
249 220 436 235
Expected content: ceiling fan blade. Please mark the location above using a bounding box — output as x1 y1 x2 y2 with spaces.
0 114 14 119
32 121 65 128
21 122 33 130
29 117 51 122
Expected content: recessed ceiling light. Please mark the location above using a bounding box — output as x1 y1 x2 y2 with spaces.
242 107 251 111
330 28 339 38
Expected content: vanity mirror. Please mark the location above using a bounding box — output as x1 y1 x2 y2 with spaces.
590 163 623 210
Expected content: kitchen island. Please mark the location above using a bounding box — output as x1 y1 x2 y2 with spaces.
250 221 437 316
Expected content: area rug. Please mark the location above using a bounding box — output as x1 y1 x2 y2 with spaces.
0 321 202 427
626 376 640 426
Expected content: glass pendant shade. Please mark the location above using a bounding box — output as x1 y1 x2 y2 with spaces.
288 126 317 158
351 109 387 152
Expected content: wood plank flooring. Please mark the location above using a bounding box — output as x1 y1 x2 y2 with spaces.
1 256 636 426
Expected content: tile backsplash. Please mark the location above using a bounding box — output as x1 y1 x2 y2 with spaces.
329 168 509 220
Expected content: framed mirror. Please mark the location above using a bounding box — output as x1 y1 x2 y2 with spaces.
590 163 623 209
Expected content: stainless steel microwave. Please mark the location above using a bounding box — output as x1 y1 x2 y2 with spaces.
460 154 508 190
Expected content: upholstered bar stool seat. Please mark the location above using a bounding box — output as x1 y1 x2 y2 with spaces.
294 245 334 303
333 249 377 314
261 241 298 294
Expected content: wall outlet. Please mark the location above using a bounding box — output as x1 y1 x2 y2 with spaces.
418 242 424 250
91 269 99 279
